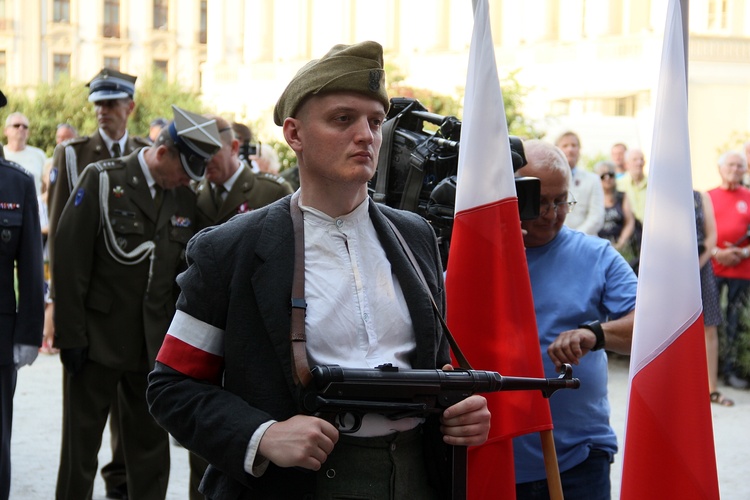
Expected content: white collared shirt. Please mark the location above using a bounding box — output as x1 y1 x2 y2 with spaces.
137 148 159 198
211 161 243 200
100 129 129 158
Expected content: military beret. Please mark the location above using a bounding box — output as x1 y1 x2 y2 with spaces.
87 68 137 103
273 40 389 126
0 89 6 108
161 105 222 181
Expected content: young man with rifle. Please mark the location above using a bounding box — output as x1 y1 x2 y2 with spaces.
147 41 491 499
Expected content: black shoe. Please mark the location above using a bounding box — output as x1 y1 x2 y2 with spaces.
106 483 128 500
725 373 749 390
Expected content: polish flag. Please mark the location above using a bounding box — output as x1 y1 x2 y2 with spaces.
445 1 553 498
620 1 719 498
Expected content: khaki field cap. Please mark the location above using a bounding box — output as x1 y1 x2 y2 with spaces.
273 40 389 125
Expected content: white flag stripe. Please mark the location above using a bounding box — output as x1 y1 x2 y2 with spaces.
454 0 516 214
629 0 701 377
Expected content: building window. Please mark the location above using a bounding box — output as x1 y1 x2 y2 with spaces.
53 0 70 23
153 59 168 79
104 0 120 38
53 53 71 82
0 51 6 84
104 57 120 70
153 0 168 30
198 0 207 44
708 0 729 31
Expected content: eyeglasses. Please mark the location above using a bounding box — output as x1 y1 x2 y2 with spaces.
540 194 577 216
600 172 615 180
11 123 29 129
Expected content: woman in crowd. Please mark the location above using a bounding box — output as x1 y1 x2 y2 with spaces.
596 160 635 252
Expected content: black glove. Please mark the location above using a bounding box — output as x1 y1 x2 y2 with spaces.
60 347 88 376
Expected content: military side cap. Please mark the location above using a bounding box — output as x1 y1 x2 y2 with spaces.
166 105 222 181
87 68 137 102
273 40 389 125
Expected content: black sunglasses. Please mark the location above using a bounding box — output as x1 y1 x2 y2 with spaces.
600 172 615 180
11 123 29 129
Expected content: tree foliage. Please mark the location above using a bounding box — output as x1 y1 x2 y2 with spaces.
1 74 205 156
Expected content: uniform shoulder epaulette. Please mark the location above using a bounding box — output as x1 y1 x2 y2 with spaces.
257 171 287 185
64 136 91 148
0 158 33 178
92 158 124 172
132 136 152 147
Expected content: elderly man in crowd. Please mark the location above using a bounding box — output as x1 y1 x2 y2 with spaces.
3 112 47 195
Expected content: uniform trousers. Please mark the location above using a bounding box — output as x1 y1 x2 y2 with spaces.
0 364 16 500
55 359 170 500
314 425 436 500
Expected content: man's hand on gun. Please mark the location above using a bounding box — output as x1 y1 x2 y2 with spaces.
258 415 339 471
439 364 490 446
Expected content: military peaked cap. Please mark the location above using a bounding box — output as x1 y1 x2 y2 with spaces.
163 105 222 181
87 68 137 102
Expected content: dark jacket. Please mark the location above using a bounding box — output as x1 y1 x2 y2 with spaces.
147 195 450 499
53 152 196 370
47 130 150 277
0 160 43 365
194 163 292 230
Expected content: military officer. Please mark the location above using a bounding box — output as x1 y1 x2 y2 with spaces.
194 114 292 231
0 89 45 500
46 68 150 499
53 106 221 500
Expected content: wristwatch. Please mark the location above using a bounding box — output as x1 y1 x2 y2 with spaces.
579 320 605 351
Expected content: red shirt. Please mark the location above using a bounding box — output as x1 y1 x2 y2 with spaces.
709 186 750 279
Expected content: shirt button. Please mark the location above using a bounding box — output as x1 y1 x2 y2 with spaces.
390 443 397 452
335 219 344 228
326 469 336 478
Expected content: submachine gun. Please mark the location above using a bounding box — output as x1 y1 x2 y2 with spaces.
369 97 541 267
301 363 580 434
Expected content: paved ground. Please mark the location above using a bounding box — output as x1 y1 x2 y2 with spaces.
9 353 750 499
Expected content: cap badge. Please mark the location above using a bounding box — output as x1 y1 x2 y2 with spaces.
368 70 380 92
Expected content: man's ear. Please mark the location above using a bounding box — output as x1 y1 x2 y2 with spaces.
283 118 303 154
126 99 136 116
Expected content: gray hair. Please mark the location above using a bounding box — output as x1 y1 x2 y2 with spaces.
718 150 747 170
521 139 571 184
594 160 617 174
5 112 28 127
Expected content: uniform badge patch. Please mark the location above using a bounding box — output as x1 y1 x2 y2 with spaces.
74 188 85 207
50 167 58 185
237 202 250 214
113 186 125 198
1 229 10 243
0 202 20 210
170 216 192 228
116 237 128 249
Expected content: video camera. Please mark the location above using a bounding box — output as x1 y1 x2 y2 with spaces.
238 141 260 164
369 97 540 267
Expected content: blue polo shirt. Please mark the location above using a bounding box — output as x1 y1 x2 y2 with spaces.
513 226 637 483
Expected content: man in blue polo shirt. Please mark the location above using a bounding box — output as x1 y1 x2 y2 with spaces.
513 140 637 500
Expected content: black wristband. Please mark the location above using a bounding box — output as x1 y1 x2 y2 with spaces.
579 320 605 351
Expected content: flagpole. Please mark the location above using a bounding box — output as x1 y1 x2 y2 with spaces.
539 431 564 500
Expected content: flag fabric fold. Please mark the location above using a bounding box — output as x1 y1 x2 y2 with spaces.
446 0 553 497
620 1 719 498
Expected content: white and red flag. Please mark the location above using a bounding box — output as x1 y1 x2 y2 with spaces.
620 0 719 498
445 0 552 498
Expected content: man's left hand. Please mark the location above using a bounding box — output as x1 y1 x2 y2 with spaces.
439 365 491 446
548 328 596 368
